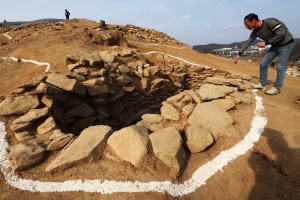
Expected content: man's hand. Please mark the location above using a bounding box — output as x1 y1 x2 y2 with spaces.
234 55 240 64
256 41 266 47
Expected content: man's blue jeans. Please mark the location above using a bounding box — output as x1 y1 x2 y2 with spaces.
260 41 295 89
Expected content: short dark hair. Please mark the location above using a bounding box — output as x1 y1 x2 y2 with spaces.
244 13 259 22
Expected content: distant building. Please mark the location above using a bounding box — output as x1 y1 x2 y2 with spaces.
212 44 270 56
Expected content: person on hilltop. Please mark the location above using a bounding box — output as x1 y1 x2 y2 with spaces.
65 9 70 20
234 13 295 95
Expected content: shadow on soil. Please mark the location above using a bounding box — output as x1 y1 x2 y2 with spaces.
248 128 300 199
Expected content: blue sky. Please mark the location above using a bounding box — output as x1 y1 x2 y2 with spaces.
1 0 299 46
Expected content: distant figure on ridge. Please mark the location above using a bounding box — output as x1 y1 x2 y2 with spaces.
65 9 70 20
3 19 7 22
234 13 294 95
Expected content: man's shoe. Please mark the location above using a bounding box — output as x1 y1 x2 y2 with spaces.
265 87 280 95
253 83 267 91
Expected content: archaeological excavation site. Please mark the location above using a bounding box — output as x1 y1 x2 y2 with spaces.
3 19 283 198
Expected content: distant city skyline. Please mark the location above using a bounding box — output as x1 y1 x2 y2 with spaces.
1 0 299 46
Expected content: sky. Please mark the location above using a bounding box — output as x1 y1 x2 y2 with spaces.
1 0 299 46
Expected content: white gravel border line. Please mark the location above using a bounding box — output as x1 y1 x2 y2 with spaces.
0 93 267 196
128 40 190 49
143 51 212 69
4 32 12 40
2 56 50 72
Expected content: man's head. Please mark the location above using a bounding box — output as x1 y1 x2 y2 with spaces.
244 13 260 30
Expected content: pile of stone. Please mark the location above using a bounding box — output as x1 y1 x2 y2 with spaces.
0 46 254 175
107 24 188 46
12 22 65 31
286 66 300 77
6 19 187 47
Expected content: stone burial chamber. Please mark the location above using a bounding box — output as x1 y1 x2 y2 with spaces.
0 46 254 176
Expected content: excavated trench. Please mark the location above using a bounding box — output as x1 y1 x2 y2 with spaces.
49 52 216 135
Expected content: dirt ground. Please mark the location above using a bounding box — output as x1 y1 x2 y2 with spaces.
0 19 300 200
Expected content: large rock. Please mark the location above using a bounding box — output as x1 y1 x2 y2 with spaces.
228 91 252 104
184 123 214 153
197 84 225 101
8 143 45 171
211 99 236 111
47 129 74 151
117 74 133 87
160 104 181 121
87 51 103 67
141 114 162 124
64 102 95 119
62 95 82 106
82 81 109 96
182 104 195 116
37 82 72 101
45 125 113 172
121 48 135 57
118 64 131 74
205 77 227 85
37 116 57 135
202 84 235 95
149 126 186 175
12 107 50 124
46 73 86 95
99 50 115 63
68 117 96 133
229 71 252 80
166 92 193 108
188 102 237 139
10 122 33 132
0 95 39 115
184 90 202 104
135 120 151 133
14 131 35 142
107 125 149 167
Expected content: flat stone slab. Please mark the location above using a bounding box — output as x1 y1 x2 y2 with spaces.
46 125 113 173
185 123 214 153
107 125 149 167
149 126 186 175
46 73 86 95
0 95 39 115
197 84 225 101
12 107 50 124
8 142 45 171
160 104 181 121
228 91 252 104
211 99 236 111
188 102 236 139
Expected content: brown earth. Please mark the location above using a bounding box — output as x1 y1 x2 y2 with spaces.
0 19 300 200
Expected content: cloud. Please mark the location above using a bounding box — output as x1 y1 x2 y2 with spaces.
181 15 191 20
213 24 243 30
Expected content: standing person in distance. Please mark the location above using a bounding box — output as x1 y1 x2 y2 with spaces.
65 9 70 20
234 13 295 95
